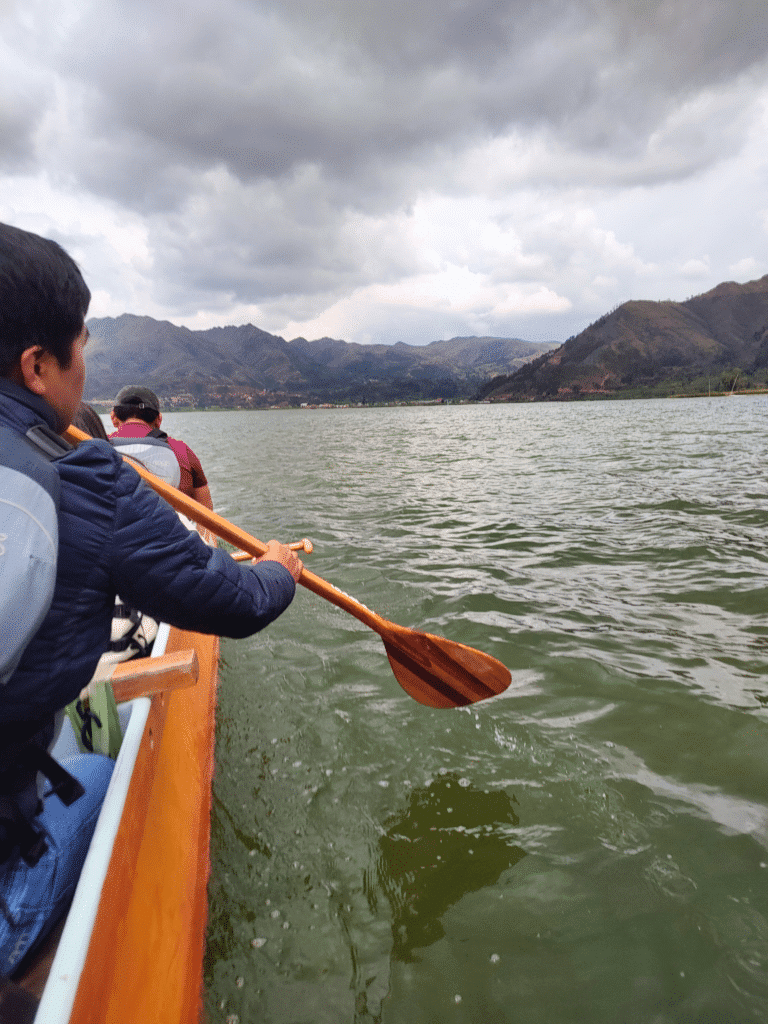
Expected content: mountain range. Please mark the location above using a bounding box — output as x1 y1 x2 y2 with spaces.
83 316 553 407
84 275 768 408
479 275 768 401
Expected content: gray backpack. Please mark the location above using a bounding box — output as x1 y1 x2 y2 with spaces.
110 428 181 487
0 424 87 868
0 423 70 685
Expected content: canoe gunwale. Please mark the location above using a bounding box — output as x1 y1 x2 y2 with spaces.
34 621 173 1023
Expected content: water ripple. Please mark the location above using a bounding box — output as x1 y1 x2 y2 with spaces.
165 399 768 1024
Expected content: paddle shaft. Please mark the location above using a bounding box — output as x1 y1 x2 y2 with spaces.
65 424 403 636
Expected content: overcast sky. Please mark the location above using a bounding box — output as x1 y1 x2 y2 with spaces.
2 0 767 346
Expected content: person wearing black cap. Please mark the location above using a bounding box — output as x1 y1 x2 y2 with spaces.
109 385 213 509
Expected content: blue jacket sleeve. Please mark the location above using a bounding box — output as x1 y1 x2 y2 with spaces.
107 460 296 637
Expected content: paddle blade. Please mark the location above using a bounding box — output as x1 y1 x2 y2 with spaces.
383 629 511 709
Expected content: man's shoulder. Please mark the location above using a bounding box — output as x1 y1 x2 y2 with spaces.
61 436 121 466
57 437 137 495
167 435 202 463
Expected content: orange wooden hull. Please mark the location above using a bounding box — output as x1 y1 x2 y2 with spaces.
68 625 219 1024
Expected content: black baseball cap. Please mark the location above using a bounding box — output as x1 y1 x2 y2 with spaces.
114 385 161 413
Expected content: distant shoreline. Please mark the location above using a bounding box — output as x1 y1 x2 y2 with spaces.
85 388 768 414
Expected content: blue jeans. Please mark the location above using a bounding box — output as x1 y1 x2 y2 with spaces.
0 753 114 976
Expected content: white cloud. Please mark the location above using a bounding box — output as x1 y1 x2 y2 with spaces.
680 257 712 278
729 257 763 279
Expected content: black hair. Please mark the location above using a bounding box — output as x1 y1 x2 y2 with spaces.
0 222 91 376
112 404 158 425
71 402 109 440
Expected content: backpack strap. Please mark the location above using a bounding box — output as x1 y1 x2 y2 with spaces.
23 423 73 461
18 745 84 807
0 741 85 867
0 795 48 868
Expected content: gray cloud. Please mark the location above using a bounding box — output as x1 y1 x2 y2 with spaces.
1 0 767 343
46 0 768 196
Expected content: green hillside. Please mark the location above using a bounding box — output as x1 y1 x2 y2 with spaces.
479 276 768 401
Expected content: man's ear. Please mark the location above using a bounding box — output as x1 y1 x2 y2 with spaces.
155 412 163 428
110 410 121 428
17 346 48 396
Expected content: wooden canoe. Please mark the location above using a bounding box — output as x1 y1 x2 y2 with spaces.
17 615 220 1023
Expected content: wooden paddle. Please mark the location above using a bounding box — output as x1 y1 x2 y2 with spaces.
64 425 511 708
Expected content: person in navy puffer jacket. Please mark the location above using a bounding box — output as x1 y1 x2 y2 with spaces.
0 221 303 977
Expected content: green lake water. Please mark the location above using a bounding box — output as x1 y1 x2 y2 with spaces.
161 397 768 1024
